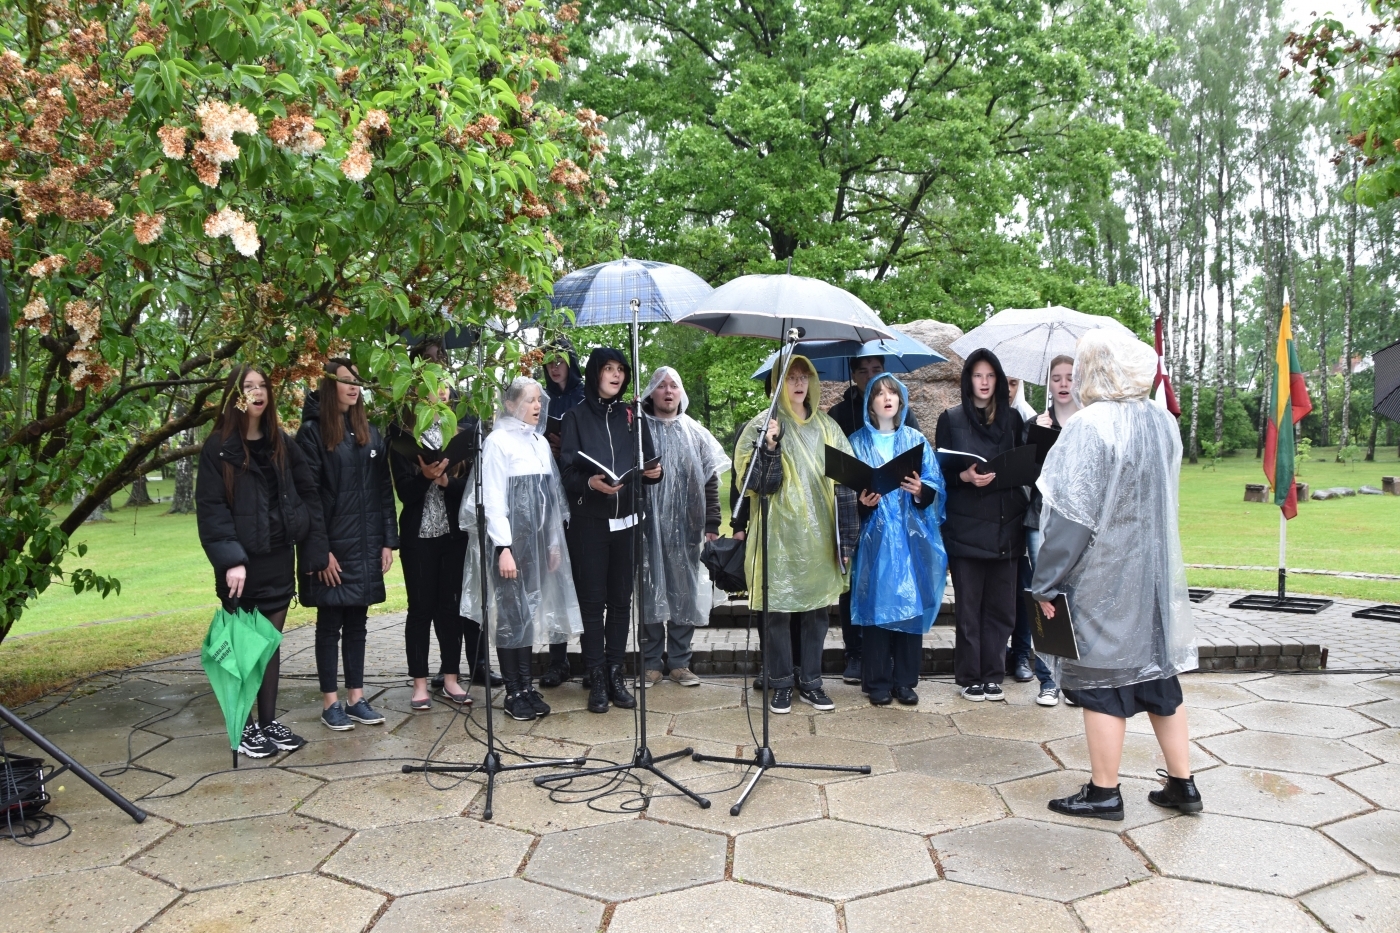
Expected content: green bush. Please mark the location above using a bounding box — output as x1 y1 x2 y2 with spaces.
1175 387 1259 454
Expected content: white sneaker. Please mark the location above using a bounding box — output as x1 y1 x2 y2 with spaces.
1036 685 1060 707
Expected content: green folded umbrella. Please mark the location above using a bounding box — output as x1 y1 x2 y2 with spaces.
200 606 283 766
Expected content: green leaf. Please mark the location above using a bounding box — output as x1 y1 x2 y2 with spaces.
273 72 301 96
160 60 182 106
123 44 157 62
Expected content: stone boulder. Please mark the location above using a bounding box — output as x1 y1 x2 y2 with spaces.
815 319 966 431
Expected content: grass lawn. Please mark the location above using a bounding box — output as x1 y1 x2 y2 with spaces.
3 449 1397 704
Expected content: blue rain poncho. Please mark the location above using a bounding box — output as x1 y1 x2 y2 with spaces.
848 374 948 633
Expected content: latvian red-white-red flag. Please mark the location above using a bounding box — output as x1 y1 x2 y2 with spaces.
1151 316 1180 417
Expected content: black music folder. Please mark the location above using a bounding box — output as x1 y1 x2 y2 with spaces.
1027 423 1061 464
825 442 925 495
577 451 662 485
1021 591 1080 660
936 445 1040 490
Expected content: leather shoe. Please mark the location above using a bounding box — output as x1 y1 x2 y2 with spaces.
1013 659 1034 683
607 664 636 709
1148 770 1203 813
585 667 609 714
471 667 506 688
538 661 571 688
1048 782 1124 821
893 685 919 705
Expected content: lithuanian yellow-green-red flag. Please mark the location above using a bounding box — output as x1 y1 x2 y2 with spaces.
1262 296 1313 519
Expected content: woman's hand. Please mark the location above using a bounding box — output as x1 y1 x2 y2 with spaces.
1038 599 1055 618
643 463 663 480
960 465 995 487
733 530 746 541
319 552 343 586
764 418 780 450
547 546 561 572
418 455 448 480
381 547 394 573
858 490 881 508
433 471 449 487
900 474 923 501
1036 412 1053 428
499 548 517 579
226 565 247 599
589 474 623 495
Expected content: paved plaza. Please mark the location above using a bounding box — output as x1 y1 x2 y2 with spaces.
3 597 1400 932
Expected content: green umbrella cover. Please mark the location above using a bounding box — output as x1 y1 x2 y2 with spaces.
200 607 283 760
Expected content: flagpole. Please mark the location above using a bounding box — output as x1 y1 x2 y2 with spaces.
1278 509 1287 600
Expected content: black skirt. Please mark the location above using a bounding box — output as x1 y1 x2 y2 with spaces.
215 545 296 615
1064 675 1184 719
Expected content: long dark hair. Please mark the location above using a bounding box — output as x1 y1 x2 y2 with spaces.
320 357 370 450
212 364 286 502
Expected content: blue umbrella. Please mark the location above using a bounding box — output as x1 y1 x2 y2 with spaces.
551 258 713 325
750 331 946 382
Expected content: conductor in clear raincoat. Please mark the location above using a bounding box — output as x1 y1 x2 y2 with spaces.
1030 329 1202 821
638 367 731 688
461 378 583 723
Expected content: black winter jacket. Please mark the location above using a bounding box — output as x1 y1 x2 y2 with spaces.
558 348 662 521
387 416 480 544
295 392 399 607
828 383 920 437
543 338 586 424
934 348 1028 561
196 428 329 576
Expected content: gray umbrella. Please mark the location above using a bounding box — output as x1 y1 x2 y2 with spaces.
675 273 894 343
1375 338 1400 424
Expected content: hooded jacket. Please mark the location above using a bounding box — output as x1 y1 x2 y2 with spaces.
295 391 399 607
542 338 586 423
558 347 661 521
933 348 1028 560
828 381 920 437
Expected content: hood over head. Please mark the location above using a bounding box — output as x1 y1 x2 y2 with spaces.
641 366 688 416
862 373 909 431
959 347 1012 440
773 355 821 424
583 347 632 404
543 336 583 397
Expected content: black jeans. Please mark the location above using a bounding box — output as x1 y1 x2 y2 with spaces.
401 536 484 679
760 608 828 690
862 626 922 694
950 557 1017 687
1008 531 1054 688
314 605 369 694
838 590 863 661
566 515 633 670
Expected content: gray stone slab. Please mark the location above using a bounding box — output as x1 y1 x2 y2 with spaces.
952 704 1086 743
672 706 812 745
995 770 1176 832
1241 674 1394 707
844 880 1081 933
1075 876 1325 933
894 734 1057 785
1322 809 1400 873
132 733 284 776
321 815 529 895
1046 733 1218 780
935 817 1148 902
1196 765 1371 827
140 768 322 825
0 865 179 933
609 880 839 933
127 812 346 890
297 771 478 829
733 819 937 899
371 878 604 933
739 735 895 784
1302 874 1400 933
826 771 1006 836
39 766 170 815
640 682 744 713
465 774 637 834
0 806 172 882
1124 705 1241 738
525 818 726 900
1347 728 1400 763
1128 813 1363 896
1361 699 1400 727
1362 676 1400 701
143 873 384 933
2 722 167 768
1222 701 1381 738
1198 731 1380 776
1336 762 1400 810
529 707 671 745
283 732 437 780
647 771 822 835
1179 680 1259 709
814 707 957 745
28 696 167 732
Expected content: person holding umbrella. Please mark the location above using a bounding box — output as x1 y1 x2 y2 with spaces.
934 349 1029 702
537 337 586 688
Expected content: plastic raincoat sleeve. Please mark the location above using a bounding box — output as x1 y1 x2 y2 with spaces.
480 439 513 547
1033 399 1197 689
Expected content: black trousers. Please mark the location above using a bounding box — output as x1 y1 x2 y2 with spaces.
760 608 828 690
495 645 535 691
949 557 1018 687
838 590 863 661
401 536 484 679
314 605 369 694
862 626 921 694
566 515 633 670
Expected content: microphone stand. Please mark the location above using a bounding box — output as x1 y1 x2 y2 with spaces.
691 326 869 816
535 298 710 810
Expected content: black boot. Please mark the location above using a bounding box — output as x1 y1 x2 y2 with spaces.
1048 782 1124 821
539 659 571 688
607 664 636 710
1148 770 1203 813
586 667 610 714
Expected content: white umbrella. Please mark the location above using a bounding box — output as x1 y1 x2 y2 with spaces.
950 305 1137 384
675 273 894 343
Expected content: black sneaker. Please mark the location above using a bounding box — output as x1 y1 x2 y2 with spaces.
961 684 985 702
345 698 385 724
798 686 835 711
893 685 919 706
503 691 537 721
983 683 1005 702
1036 685 1061 707
238 723 276 758
769 687 793 714
259 720 307 751
526 690 551 718
842 656 862 685
320 702 355 731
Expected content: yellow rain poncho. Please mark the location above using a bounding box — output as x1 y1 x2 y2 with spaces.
734 356 853 612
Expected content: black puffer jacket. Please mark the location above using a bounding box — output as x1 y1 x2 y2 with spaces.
295 392 399 607
543 337 586 422
934 348 1028 560
558 348 661 521
196 428 329 574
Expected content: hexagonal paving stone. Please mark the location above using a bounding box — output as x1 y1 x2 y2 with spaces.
30 696 167 732
276 703 409 736
140 768 321 825
1075 876 1325 933
40 765 170 816
1197 765 1371 827
465 775 637 834
609 880 839 933
739 735 895 785
0 865 178 933
672 706 812 746
0 807 172 882
1124 705 1240 738
587 735 738 783
128 813 347 891
132 733 284 776
844 880 1082 933
1336 762 1400 810
525 818 726 900
1179 679 1259 709
814 707 957 745
2 723 166 769
1128 813 1363 897
952 704 1085 743
1197 731 1379 776
646 771 821 835
733 819 936 900
297 771 478 829
143 696 239 738
1346 728 1400 763
1360 699 1400 727
639 682 744 714
1322 809 1400 874
1241 673 1393 707
826 771 1005 836
1363 676 1400 701
1221 701 1380 739
894 734 1056 785
321 815 529 895
1302 874 1400 933
432 735 591 783
934 818 1148 902
529 707 671 745
284 732 438 780
1046 733 1218 780
371 878 605 933
995 770 1175 832
143 872 383 933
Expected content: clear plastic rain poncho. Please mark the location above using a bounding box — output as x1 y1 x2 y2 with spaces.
460 379 582 650
848 375 948 634
638 367 732 627
734 355 853 612
1034 330 1196 688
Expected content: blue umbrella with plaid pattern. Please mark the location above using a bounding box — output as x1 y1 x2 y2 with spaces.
550 258 714 325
